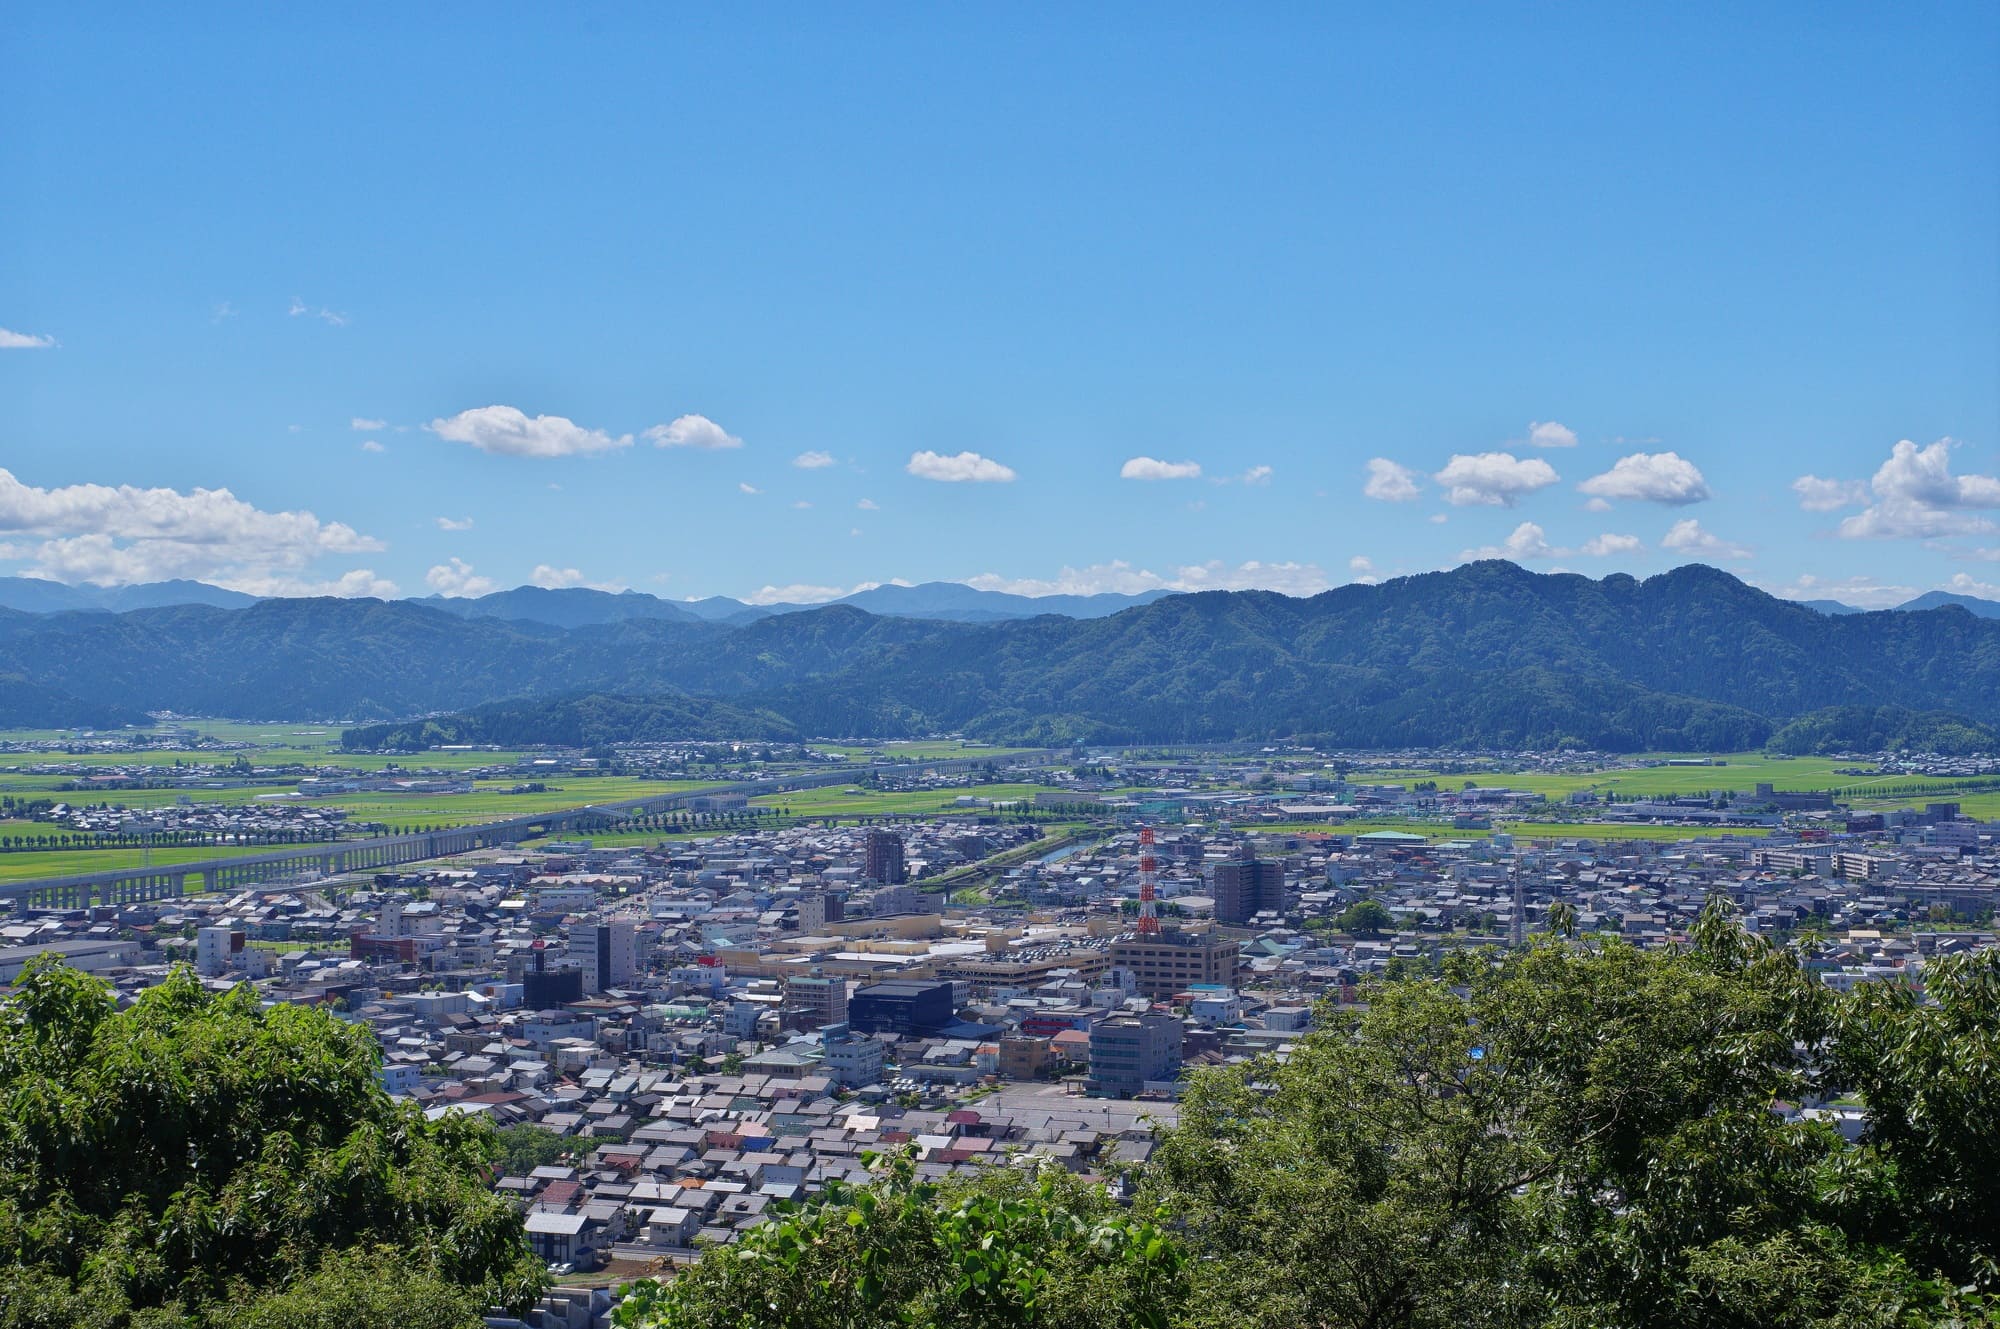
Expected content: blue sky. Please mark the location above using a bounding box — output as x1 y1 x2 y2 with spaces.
3 5 1997 607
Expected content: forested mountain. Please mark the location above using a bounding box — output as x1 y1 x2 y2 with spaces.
11 562 2000 750
1897 589 2000 617
0 577 258 614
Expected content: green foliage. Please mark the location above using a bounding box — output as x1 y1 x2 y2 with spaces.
0 959 543 1328
1145 900 2000 1329
1766 705 2000 756
614 1153 1184 1329
490 1123 570 1176
1334 898 1395 935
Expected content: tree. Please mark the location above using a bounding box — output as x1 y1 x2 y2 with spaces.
1144 899 1999 1329
0 958 544 1326
613 1153 1184 1329
1335 898 1394 936
491 1123 571 1176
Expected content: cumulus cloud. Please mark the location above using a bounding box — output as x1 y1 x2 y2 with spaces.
222 568 400 598
435 516 474 531
966 558 1332 598
1460 522 1554 561
1363 458 1422 502
1433 452 1560 507
1836 439 2000 540
738 482 762 495
0 468 384 589
1462 523 1642 562
1241 465 1273 485
530 564 625 592
1577 451 1711 505
1765 573 1918 610
1120 457 1203 481
907 450 1017 483
792 450 836 469
1792 475 1868 512
1348 555 1378 585
1527 421 1577 448
856 498 879 510
792 500 813 510
425 558 497 598
742 579 913 605
0 327 58 349
1662 518 1752 561
359 440 385 453
430 405 632 458
1943 572 2000 600
646 414 743 450
351 417 387 431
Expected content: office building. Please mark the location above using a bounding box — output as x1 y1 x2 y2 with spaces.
196 926 240 977
781 972 848 1031
1108 927 1242 999
864 828 908 885
1088 1013 1184 1096
821 1022 888 1088
572 920 640 993
1210 850 1284 925
847 979 955 1037
522 948 583 1010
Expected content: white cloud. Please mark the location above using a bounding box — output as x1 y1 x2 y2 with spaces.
1434 452 1560 507
1363 458 1423 502
1835 439 2000 540
425 558 497 598
350 417 387 431
966 559 1332 598
1662 518 1752 561
1583 497 1612 513
1528 420 1578 448
1427 513 1448 524
792 500 813 510
907 450 1017 483
1120 456 1203 481
435 516 474 531
287 298 345 326
1791 475 1868 511
645 414 743 450
430 405 632 458
220 568 400 598
0 468 383 589
1463 524 1642 562
856 498 879 510
0 327 57 349
1943 572 2000 600
1348 555 1378 585
530 564 625 592
211 301 236 323
746 583 851 605
1241 465 1273 485
738 482 762 495
359 440 385 453
1460 521 1555 561
1577 451 1711 505
1765 573 1917 610
792 450 836 469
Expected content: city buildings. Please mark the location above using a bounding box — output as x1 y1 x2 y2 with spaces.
864 827 908 885
1210 848 1284 925
1088 1012 1184 1096
1109 927 1243 999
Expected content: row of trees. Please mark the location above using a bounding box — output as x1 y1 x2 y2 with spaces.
0 826 345 854
620 899 2000 1328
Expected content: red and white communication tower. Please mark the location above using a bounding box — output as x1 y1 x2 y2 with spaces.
1136 825 1161 934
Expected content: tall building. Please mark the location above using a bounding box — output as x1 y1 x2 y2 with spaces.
1108 927 1242 999
1088 1012 1184 1096
1210 849 1284 925
781 972 849 1031
196 926 239 977
821 1023 888 1088
571 920 640 993
848 979 955 1037
523 947 583 1010
864 828 908 885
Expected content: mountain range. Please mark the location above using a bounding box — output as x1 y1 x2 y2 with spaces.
7 562 2000 752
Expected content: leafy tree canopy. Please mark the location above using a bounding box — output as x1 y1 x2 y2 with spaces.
0 959 544 1329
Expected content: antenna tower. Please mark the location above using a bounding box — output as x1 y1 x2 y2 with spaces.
1136 826 1161 934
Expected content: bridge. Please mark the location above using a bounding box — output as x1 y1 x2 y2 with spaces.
0 750 1062 911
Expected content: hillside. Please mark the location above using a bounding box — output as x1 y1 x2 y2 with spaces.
11 563 2000 749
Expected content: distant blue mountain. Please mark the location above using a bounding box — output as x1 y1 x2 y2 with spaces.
0 577 259 613
414 586 701 629
1797 598 1865 615
1897 590 2000 618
